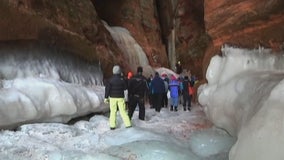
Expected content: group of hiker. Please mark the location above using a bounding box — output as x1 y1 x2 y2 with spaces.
104 64 197 130
147 70 196 112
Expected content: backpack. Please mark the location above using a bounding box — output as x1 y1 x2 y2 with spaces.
188 86 194 95
164 80 169 92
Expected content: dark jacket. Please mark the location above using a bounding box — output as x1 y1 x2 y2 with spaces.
182 79 190 94
151 75 165 94
128 73 149 97
105 74 127 98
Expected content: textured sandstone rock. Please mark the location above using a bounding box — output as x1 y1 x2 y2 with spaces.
92 0 208 79
0 0 128 79
92 0 168 68
1 0 283 81
203 0 284 77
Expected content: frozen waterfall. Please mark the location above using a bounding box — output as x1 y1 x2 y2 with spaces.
0 42 106 129
103 21 153 74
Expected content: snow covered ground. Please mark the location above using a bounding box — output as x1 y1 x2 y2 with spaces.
0 104 235 160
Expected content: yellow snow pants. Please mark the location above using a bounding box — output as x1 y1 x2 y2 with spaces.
109 97 131 128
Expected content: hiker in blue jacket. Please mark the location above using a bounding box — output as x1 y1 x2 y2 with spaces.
169 75 180 111
150 72 165 112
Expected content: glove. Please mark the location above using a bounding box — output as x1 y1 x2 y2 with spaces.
104 98 109 104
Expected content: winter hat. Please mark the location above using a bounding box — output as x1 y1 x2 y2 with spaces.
161 73 167 77
112 65 121 74
137 66 143 73
127 71 133 79
171 75 177 80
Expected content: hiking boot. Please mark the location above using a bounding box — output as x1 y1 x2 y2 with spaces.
170 105 173 111
110 127 115 130
174 107 178 112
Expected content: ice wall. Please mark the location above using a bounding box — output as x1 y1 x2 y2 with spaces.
0 42 107 129
198 45 284 160
0 43 103 86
